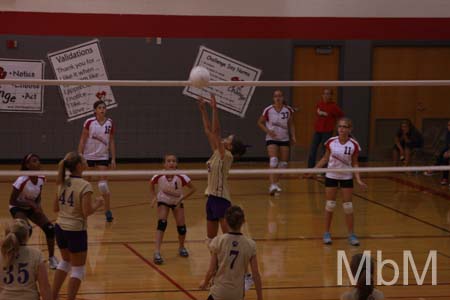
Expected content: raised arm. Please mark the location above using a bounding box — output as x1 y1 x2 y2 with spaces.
209 94 225 158
198 97 218 151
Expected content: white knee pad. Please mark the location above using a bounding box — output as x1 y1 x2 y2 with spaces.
70 265 86 280
269 157 279 168
57 260 71 273
98 180 110 194
325 200 336 212
278 161 288 168
343 202 354 214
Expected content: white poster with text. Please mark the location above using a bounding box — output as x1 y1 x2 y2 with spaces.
183 46 262 118
0 59 44 113
48 39 117 121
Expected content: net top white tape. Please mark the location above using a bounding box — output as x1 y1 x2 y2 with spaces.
2 79 450 87
1 165 449 178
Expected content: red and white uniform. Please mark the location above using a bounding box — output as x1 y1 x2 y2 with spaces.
325 136 361 180
83 117 114 160
10 176 45 209
262 105 294 142
151 174 191 206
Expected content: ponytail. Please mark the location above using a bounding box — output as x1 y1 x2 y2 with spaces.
357 269 374 300
57 151 84 186
57 159 66 186
1 219 30 266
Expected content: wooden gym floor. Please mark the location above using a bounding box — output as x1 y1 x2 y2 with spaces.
0 162 449 300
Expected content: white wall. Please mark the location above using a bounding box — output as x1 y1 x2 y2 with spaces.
1 0 450 18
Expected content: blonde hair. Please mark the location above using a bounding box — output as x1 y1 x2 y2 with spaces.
57 152 83 185
1 219 30 266
337 117 353 129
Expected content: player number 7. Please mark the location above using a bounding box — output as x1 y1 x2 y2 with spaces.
229 250 239 269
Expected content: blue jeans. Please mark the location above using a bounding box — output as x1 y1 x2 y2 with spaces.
308 131 333 168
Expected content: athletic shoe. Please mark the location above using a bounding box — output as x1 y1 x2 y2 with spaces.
244 273 254 291
49 256 59 270
440 178 449 185
105 210 114 222
153 252 164 265
179 247 189 257
269 184 278 195
323 232 332 245
275 184 282 192
348 234 360 246
424 171 434 176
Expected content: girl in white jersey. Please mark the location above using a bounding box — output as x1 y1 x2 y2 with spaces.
8 153 58 269
0 219 51 300
150 154 196 264
78 100 116 222
200 205 262 300
197 94 247 242
315 118 366 246
257 89 296 195
52 152 104 300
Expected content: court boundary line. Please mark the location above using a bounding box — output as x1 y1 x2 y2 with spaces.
313 178 450 234
122 242 198 300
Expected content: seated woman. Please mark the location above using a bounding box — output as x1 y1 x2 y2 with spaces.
393 120 423 166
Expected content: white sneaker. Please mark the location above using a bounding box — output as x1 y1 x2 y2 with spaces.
244 273 254 291
269 184 278 195
49 256 59 269
275 184 282 192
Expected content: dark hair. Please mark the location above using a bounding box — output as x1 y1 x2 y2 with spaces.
20 153 40 170
396 120 423 147
225 205 245 230
230 136 247 158
350 253 375 300
57 152 83 185
273 89 284 96
93 100 106 110
163 153 178 163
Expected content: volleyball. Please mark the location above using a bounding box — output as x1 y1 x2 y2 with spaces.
189 66 210 88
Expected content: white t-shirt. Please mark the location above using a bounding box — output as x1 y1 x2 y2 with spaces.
11 176 45 209
262 105 294 142
151 174 191 205
325 136 361 180
83 117 114 160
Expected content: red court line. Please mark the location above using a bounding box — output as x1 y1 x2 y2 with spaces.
123 243 198 300
384 175 450 201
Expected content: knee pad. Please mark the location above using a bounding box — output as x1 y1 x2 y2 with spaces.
269 157 279 168
57 260 71 273
41 223 55 239
98 180 110 194
157 219 167 232
70 265 86 280
343 202 354 214
325 200 336 212
278 161 288 168
177 225 187 236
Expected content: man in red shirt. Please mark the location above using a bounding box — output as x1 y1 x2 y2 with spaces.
307 88 344 168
